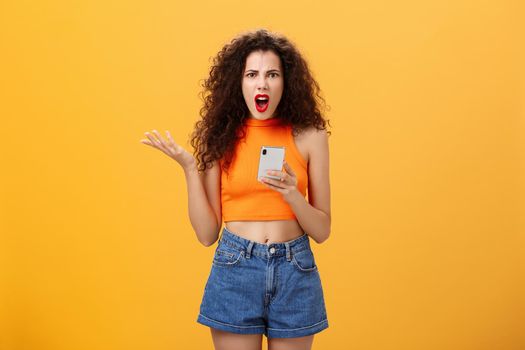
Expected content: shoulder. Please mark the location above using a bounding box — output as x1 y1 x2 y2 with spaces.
306 126 328 141
302 127 329 159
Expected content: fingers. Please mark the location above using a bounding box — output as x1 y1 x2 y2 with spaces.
264 171 297 187
260 177 286 190
151 130 170 151
268 161 295 178
265 170 284 181
143 132 161 148
165 130 176 147
141 129 178 154
283 160 296 176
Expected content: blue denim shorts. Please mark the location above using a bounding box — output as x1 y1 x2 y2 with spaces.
197 226 329 339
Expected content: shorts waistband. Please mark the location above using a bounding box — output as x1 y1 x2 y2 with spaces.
219 226 311 258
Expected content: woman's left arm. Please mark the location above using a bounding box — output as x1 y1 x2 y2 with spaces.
260 128 331 244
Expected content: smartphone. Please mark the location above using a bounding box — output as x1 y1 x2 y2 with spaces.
257 146 285 181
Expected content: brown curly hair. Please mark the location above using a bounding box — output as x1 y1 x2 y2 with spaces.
189 28 332 175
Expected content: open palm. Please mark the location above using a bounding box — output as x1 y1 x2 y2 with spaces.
140 129 196 170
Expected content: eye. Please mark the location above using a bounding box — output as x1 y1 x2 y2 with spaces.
269 73 279 78
246 72 256 78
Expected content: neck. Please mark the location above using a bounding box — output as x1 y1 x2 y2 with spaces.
245 116 283 127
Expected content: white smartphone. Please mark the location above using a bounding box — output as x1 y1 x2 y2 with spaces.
257 146 285 181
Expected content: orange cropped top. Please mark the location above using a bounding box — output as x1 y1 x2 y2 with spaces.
220 117 308 222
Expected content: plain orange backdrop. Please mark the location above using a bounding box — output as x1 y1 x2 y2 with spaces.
1 0 523 349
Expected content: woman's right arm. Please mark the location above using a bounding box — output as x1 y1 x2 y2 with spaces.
141 130 221 247
183 161 222 247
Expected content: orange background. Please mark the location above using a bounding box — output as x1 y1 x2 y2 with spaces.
1 0 523 349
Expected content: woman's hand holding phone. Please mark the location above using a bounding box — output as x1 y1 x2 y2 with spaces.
260 160 300 204
140 129 197 171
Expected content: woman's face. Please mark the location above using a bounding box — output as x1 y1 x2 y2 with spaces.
242 50 284 120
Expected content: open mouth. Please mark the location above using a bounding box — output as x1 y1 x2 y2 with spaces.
255 94 269 112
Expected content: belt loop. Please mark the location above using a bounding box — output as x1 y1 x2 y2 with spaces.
285 242 291 262
246 241 254 259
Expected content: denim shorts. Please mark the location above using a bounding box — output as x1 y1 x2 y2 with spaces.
196 226 329 339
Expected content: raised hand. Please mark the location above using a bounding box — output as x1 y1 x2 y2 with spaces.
140 129 196 171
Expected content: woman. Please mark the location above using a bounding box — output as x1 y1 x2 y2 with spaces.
140 28 331 350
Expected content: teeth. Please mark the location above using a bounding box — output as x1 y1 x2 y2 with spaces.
256 97 268 101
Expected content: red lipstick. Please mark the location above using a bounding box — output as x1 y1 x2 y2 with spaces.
254 94 270 113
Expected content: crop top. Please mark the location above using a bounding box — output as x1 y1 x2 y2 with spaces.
220 117 308 222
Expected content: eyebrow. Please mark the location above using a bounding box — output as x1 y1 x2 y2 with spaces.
245 69 281 73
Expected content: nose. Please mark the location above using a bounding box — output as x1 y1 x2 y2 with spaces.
256 75 269 90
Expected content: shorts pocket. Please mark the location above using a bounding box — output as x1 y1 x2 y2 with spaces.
212 245 244 267
291 249 318 272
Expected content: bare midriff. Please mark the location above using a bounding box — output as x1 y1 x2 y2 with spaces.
225 219 304 244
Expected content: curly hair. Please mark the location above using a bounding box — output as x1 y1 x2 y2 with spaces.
189 28 331 175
